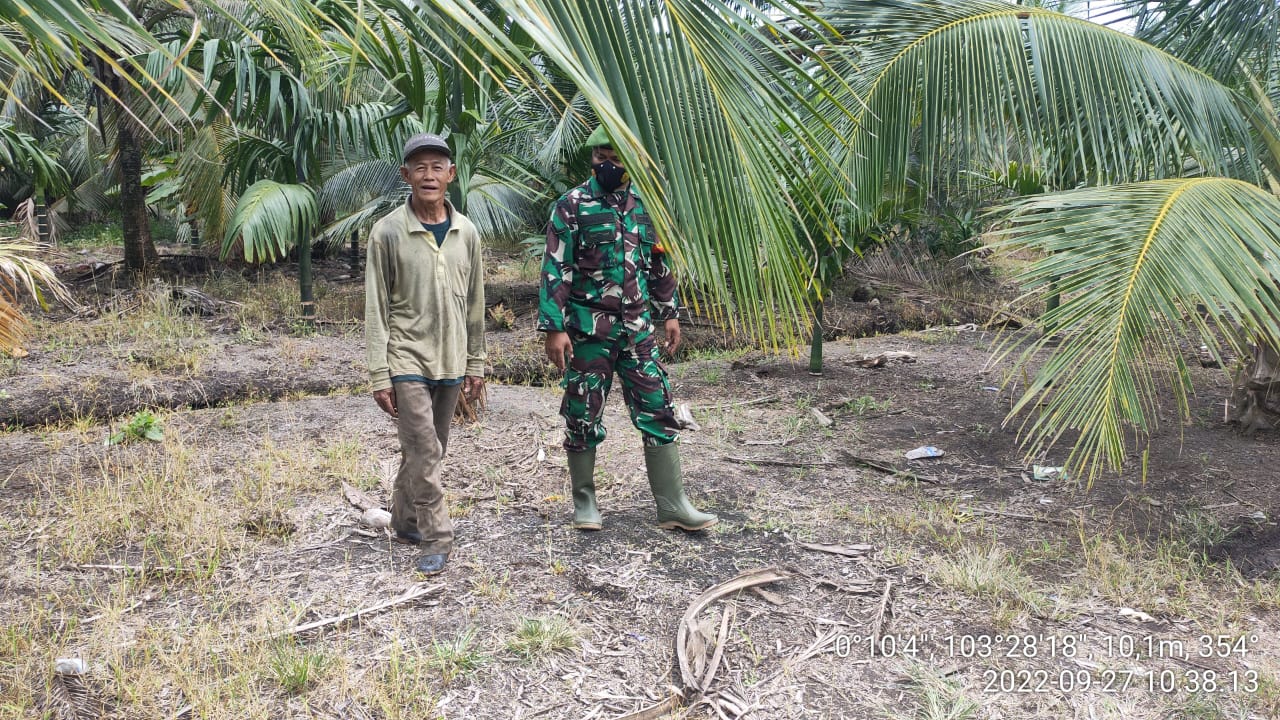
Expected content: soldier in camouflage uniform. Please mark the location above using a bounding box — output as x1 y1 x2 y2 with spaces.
538 126 717 532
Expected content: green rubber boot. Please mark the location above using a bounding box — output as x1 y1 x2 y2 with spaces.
644 443 718 531
567 449 602 530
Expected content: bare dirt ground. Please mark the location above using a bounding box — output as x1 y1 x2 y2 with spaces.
1 246 1278 720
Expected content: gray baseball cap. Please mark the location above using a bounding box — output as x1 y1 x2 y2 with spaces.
402 133 452 163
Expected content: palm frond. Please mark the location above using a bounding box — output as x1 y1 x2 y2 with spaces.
0 236 73 352
990 178 1280 481
314 195 397 251
452 0 854 341
465 171 545 244
0 120 70 194
222 179 317 263
822 1 1260 228
179 122 234 249
1116 0 1280 83
317 157 402 216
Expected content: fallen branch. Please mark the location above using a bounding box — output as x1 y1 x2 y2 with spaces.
612 692 680 720
693 395 779 411
837 451 940 484
721 455 836 469
791 567 878 594
869 580 893 648
742 438 793 446
265 582 443 639
796 541 873 558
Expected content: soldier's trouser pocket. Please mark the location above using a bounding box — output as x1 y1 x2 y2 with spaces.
618 337 678 447
560 335 616 452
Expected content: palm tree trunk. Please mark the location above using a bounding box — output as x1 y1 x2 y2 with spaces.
808 300 823 375
118 116 158 272
1229 342 1280 433
299 231 315 326
36 194 49 245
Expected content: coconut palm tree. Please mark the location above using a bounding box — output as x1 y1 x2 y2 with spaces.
810 0 1280 478
0 121 71 350
3 0 211 271
1109 0 1280 435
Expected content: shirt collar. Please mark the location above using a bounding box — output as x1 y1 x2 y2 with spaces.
584 176 631 202
401 198 455 233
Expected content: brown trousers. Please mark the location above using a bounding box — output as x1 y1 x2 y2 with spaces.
390 381 461 554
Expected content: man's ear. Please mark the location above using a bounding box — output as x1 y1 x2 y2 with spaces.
400 165 411 183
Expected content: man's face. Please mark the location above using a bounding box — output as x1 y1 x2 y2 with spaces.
401 150 456 206
591 146 623 167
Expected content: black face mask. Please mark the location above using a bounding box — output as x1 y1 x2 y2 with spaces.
592 160 628 192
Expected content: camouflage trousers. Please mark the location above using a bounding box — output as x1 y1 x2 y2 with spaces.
560 329 679 452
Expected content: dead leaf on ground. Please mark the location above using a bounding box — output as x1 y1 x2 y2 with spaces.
342 481 381 512
795 540 873 557
852 351 917 368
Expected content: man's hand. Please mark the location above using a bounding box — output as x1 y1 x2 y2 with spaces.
662 318 682 357
373 387 397 418
463 375 485 402
545 331 572 372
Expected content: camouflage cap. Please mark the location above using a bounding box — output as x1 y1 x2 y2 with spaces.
583 125 612 150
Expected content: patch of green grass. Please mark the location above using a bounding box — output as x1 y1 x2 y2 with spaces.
41 443 234 570
681 346 750 362
468 569 513 603
62 220 123 248
843 395 892 415
0 356 21 378
743 510 790 533
1071 532 1243 618
505 616 577 660
426 628 488 684
269 639 329 695
898 662 980 720
1176 508 1235 551
365 641 439 719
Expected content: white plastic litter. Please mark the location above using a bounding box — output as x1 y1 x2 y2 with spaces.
1033 465 1067 481
54 658 86 675
360 507 392 529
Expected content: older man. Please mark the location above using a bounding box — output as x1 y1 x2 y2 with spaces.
538 126 717 532
366 133 486 575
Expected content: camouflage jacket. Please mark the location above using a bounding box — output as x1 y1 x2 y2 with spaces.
538 177 679 339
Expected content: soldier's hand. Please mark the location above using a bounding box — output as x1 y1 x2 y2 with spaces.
373 387 398 418
663 318 682 357
545 331 573 372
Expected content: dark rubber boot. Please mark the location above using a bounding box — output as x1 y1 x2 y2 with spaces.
415 552 448 575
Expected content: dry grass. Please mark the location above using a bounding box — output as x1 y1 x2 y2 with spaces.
928 543 1053 627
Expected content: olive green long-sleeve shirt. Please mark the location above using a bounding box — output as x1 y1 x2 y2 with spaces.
365 201 486 392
